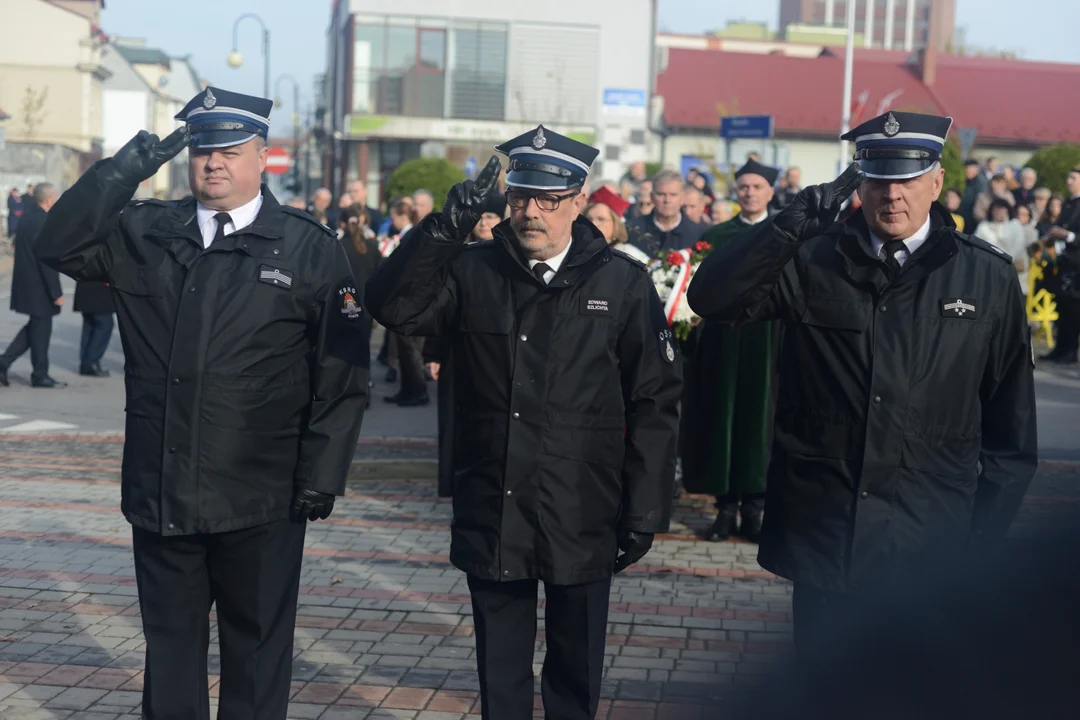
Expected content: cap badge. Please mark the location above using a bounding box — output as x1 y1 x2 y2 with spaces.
532 126 547 150
203 89 217 110
883 112 900 137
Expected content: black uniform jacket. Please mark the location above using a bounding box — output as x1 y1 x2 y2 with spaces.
366 218 682 585
34 163 369 536
687 203 1038 593
9 202 62 317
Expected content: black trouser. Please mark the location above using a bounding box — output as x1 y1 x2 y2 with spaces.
0 314 52 382
715 490 766 515
393 332 427 399
132 519 306 720
468 575 611 720
1055 297 1080 356
79 312 114 370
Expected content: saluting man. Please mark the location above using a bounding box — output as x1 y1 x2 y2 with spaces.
366 126 682 720
687 112 1038 667
34 87 368 719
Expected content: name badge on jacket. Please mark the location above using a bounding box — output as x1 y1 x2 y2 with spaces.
580 296 614 316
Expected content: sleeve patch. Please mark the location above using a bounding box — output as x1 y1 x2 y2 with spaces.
659 328 676 364
338 285 363 319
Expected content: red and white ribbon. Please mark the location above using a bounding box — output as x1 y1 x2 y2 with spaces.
663 249 693 325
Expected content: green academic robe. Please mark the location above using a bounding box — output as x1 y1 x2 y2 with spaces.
680 214 780 498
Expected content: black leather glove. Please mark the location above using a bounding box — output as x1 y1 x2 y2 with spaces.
773 162 865 241
421 155 503 243
614 528 654 574
289 488 336 523
99 127 190 186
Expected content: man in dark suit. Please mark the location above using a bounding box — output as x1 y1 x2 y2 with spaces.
0 183 65 388
74 279 115 376
625 170 707 256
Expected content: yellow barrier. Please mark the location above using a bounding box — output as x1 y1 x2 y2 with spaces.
1027 263 1057 349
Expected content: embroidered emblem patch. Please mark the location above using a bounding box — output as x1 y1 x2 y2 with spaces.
941 297 976 319
659 329 676 364
339 286 362 319
258 265 293 288
203 88 217 109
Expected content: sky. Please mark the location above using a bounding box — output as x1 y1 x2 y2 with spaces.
99 0 1078 142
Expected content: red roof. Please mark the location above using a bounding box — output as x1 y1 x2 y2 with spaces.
659 47 1080 146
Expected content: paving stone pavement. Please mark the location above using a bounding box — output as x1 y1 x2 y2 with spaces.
0 436 1073 719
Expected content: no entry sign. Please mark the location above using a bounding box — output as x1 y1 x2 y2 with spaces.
266 146 291 175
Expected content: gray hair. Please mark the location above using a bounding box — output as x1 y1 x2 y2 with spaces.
1021 167 1037 179
413 188 434 204
32 182 57 204
652 169 683 189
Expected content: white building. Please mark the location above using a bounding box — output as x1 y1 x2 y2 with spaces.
322 0 656 199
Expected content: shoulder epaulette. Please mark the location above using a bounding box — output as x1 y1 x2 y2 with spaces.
956 231 1013 263
609 248 648 269
282 206 336 236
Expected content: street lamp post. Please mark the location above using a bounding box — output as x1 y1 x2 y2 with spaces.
838 0 857 174
227 13 270 100
275 75 302 196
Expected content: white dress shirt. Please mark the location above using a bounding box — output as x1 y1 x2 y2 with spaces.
528 239 573 285
738 210 769 226
196 192 264 249
870 216 931 267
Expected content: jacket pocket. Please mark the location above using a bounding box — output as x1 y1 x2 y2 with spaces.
109 262 164 297
801 297 868 331
542 423 626 469
459 306 512 334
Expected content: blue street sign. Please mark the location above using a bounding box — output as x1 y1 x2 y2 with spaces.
464 156 477 178
719 115 774 140
603 88 646 108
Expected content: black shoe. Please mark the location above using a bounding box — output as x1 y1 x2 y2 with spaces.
31 376 67 388
396 394 430 407
80 365 110 377
740 510 764 544
0 365 7 387
706 511 738 542
384 392 402 404
385 368 398 383
1039 350 1061 361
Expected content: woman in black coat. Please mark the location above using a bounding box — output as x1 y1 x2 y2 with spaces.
73 280 115 376
338 205 381 406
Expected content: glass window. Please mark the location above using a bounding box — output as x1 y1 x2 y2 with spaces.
386 25 417 70
448 21 507 121
354 23 384 71
419 28 446 71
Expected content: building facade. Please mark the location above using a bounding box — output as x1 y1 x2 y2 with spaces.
779 0 956 51
0 0 109 190
322 0 656 200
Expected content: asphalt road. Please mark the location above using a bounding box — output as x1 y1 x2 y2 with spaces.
0 271 1077 460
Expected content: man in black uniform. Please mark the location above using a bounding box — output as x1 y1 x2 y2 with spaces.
688 112 1038 671
0 183 65 388
34 87 368 719
366 126 682 720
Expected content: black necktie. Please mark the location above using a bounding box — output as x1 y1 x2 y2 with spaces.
212 212 232 244
883 240 906 278
532 262 553 284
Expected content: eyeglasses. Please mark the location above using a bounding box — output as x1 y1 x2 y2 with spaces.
506 190 579 212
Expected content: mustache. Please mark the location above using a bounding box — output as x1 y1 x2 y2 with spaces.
518 220 547 233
